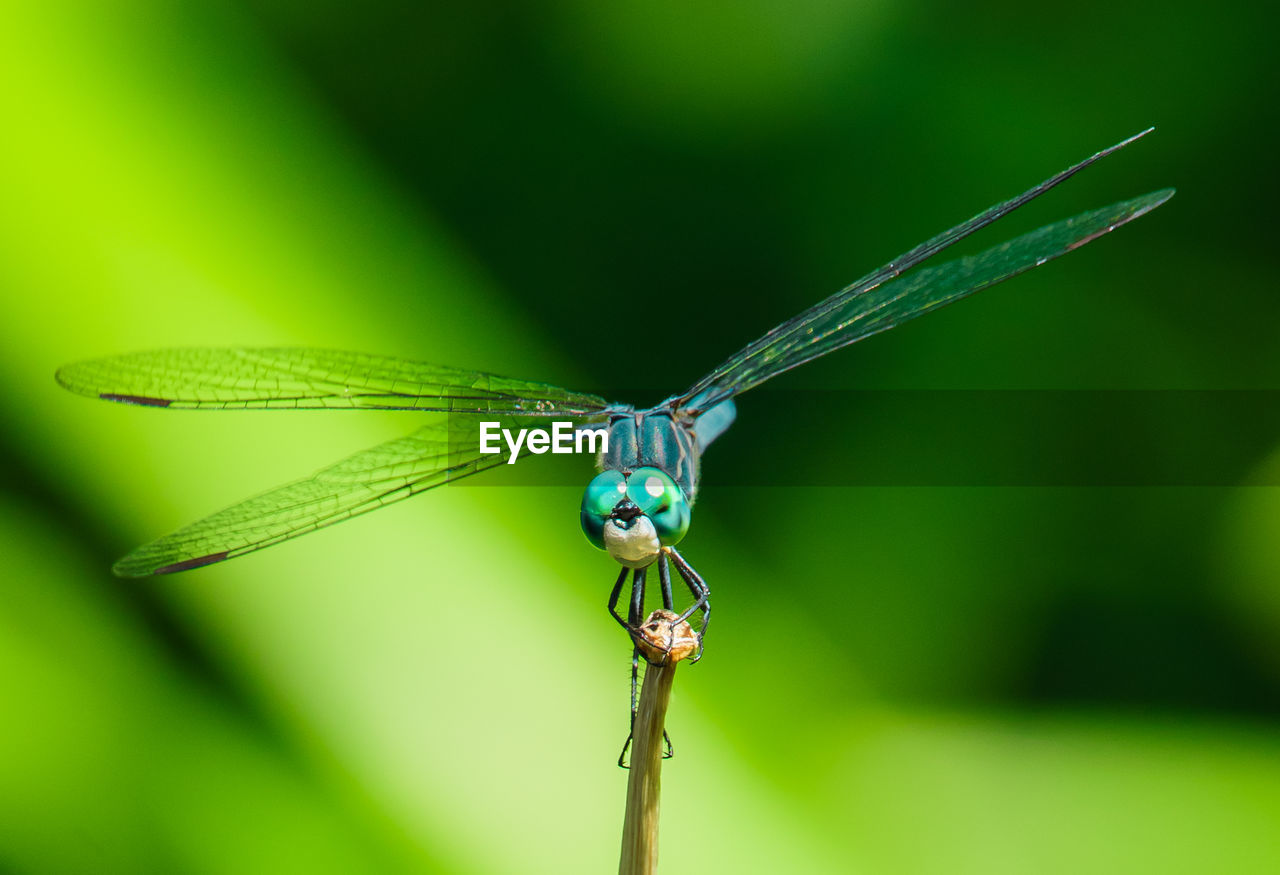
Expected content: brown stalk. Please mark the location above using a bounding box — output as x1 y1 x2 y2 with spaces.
618 609 699 875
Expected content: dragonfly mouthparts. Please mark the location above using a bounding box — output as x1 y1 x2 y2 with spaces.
610 499 642 524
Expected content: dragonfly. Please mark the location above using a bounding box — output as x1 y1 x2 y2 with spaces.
58 130 1171 747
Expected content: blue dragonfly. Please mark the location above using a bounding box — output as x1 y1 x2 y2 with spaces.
58 130 1172 740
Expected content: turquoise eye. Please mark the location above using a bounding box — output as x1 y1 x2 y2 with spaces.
580 470 627 549
625 467 690 546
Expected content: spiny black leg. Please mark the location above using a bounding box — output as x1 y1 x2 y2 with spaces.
617 644 642 768
629 566 647 626
616 569 649 768
658 552 675 611
649 553 678 653
617 565 680 768
666 546 711 661
630 644 641 720
666 547 710 630
607 566 630 632
625 570 647 759
616 649 675 768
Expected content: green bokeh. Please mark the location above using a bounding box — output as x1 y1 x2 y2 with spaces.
3 1 1278 872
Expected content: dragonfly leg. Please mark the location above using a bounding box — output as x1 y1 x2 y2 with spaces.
629 566 647 626
618 644 640 768
630 642 640 720
657 552 675 611
617 729 674 768
617 644 674 769
606 566 630 632
614 564 682 766
666 546 711 662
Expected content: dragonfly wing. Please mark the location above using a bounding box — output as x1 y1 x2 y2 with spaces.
112 418 568 577
56 348 610 417
676 132 1171 412
679 189 1174 410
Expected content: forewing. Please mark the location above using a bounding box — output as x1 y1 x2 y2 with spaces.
675 131 1167 412
112 419 547 576
679 188 1173 411
56 347 610 416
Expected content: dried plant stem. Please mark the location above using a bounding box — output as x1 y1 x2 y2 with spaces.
618 610 698 875
619 659 676 874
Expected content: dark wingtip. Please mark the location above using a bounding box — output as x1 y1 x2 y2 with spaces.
100 393 172 408
114 551 230 577
154 552 231 574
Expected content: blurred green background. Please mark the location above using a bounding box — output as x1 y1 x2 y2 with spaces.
3 0 1279 872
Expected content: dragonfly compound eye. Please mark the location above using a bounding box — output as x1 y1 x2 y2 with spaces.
580 469 627 550
625 467 690 547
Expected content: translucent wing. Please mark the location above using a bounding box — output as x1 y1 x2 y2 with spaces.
56 347 610 417
111 418 569 577
676 132 1172 412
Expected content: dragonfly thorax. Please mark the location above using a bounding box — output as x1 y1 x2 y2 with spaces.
580 467 691 568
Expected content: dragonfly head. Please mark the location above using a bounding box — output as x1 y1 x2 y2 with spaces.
580 467 690 568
